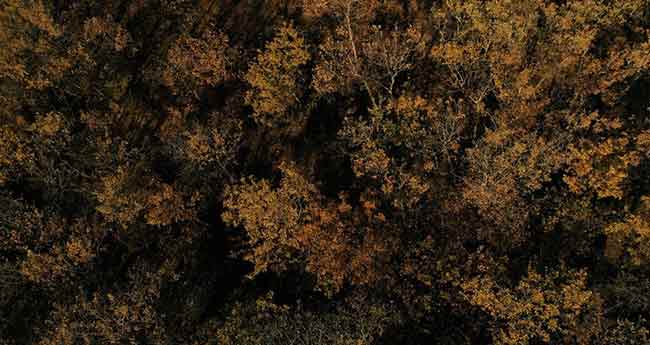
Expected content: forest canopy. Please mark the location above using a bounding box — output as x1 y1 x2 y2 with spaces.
1 0 650 344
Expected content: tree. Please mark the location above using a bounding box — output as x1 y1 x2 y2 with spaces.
0 0 64 120
223 162 319 277
223 163 399 293
605 196 650 266
245 23 310 133
217 292 397 345
162 29 230 98
338 95 464 213
463 267 602 345
462 129 566 244
312 9 426 107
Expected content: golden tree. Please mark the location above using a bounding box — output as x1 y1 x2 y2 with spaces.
245 23 310 132
463 267 602 345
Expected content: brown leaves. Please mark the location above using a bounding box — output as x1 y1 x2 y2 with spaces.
2 0 650 343
145 184 199 227
0 125 33 185
19 217 98 286
96 164 202 229
37 270 169 345
605 196 650 266
224 164 399 293
431 0 650 129
223 162 318 276
95 165 150 228
244 23 310 130
340 96 464 211
303 0 379 22
0 0 65 117
463 131 565 243
216 292 396 345
463 267 601 345
163 29 229 96
172 115 243 173
563 112 643 200
314 24 425 104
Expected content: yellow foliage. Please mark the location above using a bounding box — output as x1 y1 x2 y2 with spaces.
605 197 650 265
31 112 64 137
245 23 310 128
163 29 229 96
463 267 601 345
314 20 424 104
0 125 33 185
463 130 564 242
145 184 198 226
431 0 650 126
224 164 398 293
564 113 642 200
94 165 150 228
222 162 318 276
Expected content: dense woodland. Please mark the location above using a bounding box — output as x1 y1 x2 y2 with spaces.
1 0 650 344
